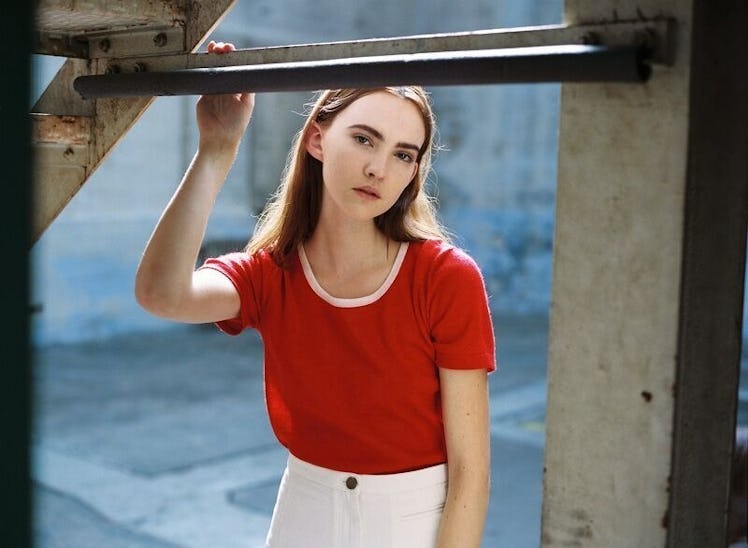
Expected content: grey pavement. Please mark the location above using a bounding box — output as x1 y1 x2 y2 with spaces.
30 314 552 547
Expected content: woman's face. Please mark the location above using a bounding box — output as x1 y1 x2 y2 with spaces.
306 91 426 224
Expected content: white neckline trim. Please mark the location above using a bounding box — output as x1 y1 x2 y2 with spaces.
299 242 409 308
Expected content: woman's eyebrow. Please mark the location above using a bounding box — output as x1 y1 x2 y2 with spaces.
348 124 421 153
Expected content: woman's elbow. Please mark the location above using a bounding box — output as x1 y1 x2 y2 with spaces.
134 271 180 318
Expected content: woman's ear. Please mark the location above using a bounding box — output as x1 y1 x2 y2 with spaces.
305 122 324 161
409 162 419 182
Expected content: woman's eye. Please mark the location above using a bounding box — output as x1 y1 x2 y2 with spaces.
396 152 414 163
354 135 371 145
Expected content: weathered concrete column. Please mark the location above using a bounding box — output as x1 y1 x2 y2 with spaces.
542 1 747 547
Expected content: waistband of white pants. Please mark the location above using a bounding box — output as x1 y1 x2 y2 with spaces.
286 453 447 494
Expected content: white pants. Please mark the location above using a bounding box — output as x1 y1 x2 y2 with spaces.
265 454 448 548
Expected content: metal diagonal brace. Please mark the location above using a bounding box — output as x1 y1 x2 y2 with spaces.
31 0 238 244
74 44 650 99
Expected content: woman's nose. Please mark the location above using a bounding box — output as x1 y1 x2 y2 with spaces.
365 155 387 179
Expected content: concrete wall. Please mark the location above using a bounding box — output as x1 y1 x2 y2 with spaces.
541 1 748 545
31 0 565 345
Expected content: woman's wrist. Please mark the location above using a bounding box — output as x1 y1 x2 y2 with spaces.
186 145 239 194
196 138 241 167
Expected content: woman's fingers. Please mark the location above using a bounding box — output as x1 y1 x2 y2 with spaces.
207 40 235 54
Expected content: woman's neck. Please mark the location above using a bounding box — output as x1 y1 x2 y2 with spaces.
304 218 400 299
306 215 391 276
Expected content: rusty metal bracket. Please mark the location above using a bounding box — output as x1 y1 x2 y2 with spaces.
82 25 186 59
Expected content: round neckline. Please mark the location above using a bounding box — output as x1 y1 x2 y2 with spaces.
298 242 409 308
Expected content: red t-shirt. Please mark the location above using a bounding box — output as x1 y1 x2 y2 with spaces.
200 239 496 474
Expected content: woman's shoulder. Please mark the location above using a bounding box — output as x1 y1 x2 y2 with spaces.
408 238 483 279
201 246 283 276
410 239 480 267
407 239 490 312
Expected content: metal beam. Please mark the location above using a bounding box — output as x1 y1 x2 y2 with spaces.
79 25 186 59
73 45 651 99
667 0 748 545
30 0 238 243
34 0 184 58
32 114 91 168
101 18 675 71
33 58 95 117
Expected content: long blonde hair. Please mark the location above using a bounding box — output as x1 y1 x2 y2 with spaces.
246 87 450 266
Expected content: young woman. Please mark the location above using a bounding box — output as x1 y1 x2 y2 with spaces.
135 40 496 548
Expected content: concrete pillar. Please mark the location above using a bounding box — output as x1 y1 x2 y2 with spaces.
542 1 747 547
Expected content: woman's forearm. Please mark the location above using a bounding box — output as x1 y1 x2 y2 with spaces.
134 146 237 317
437 465 490 548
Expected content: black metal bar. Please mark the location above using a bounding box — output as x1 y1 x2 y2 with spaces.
74 44 650 99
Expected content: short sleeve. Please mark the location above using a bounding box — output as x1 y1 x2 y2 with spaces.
198 251 265 335
428 246 496 372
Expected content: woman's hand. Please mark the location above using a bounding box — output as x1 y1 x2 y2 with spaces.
196 41 255 154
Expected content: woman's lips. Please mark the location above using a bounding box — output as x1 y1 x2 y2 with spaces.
353 186 381 199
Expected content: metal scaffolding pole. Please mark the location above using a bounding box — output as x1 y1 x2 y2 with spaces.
73 44 650 99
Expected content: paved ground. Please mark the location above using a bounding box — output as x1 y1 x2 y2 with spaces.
30 313 748 547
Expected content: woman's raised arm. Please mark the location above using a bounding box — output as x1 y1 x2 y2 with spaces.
134 41 254 324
